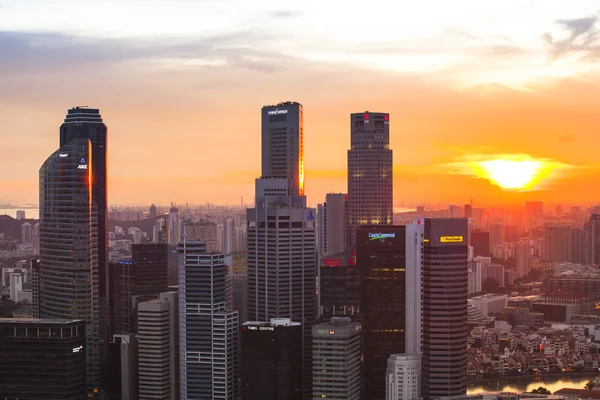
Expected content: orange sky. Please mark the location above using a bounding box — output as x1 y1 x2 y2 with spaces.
1 1 600 207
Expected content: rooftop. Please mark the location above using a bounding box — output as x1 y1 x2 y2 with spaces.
0 318 84 325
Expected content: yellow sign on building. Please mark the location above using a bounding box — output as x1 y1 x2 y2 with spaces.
440 236 464 243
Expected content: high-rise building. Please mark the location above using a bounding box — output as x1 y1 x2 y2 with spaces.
231 274 248 323
319 246 360 319
178 241 239 399
242 318 303 400
107 333 138 400
317 193 349 258
9 273 23 301
516 239 530 278
464 204 473 219
420 218 469 399
526 201 544 217
312 317 362 400
247 177 317 397
0 318 86 399
357 225 406 399
261 101 304 196
544 225 571 263
569 227 585 264
16 209 25 220
386 354 421 400
21 222 32 244
186 219 219 252
585 214 600 266
149 204 157 218
448 205 457 218
39 137 103 397
31 259 40 318
471 230 490 257
109 243 169 334
168 206 180 245
348 111 393 243
223 217 234 254
32 222 40 253
138 292 178 400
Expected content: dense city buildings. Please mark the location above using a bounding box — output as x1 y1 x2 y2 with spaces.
241 318 303 400
0 318 86 400
312 317 362 400
386 354 421 400
421 218 469 399
39 137 104 397
107 333 138 400
318 246 360 319
138 292 178 400
110 243 169 334
347 111 393 243
247 177 317 397
317 193 349 258
357 225 406 400
178 241 239 400
261 101 304 196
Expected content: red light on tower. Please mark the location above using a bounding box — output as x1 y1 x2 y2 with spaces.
384 114 389 121
364 113 369 120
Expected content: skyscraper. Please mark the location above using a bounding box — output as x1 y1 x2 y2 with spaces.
247 178 317 398
319 246 360 319
544 225 571 263
261 101 304 196
585 214 600 266
179 241 239 400
21 222 32 244
420 218 469 399
39 137 103 397
317 193 349 258
515 239 530 278
357 225 406 400
168 206 180 245
348 111 393 244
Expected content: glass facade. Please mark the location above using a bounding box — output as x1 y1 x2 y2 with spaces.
356 225 406 400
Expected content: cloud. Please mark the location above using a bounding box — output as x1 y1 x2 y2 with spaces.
270 10 302 18
544 16 600 59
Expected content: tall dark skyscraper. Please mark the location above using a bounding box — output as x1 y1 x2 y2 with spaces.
261 101 304 196
471 230 490 257
39 138 103 397
357 226 406 400
421 218 469 399
348 111 393 244
319 246 360 319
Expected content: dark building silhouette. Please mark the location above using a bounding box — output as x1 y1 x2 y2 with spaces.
569 227 585 264
319 246 361 319
464 204 473 218
39 138 103 397
471 230 490 257
149 203 157 218
348 112 393 244
357 225 406 400
109 243 169 334
585 214 600 266
107 334 138 400
544 225 570 263
421 218 469 399
0 318 86 399
241 319 302 400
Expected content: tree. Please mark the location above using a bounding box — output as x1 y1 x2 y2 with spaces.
482 277 500 293
531 387 551 394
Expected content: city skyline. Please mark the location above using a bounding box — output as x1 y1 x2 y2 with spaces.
2 1 600 206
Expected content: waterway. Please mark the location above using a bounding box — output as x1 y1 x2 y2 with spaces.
467 375 595 394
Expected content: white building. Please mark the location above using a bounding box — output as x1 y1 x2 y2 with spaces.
16 210 25 220
317 193 348 258
21 222 32 244
223 218 233 255
468 259 483 295
9 273 23 301
386 354 421 400
470 294 508 316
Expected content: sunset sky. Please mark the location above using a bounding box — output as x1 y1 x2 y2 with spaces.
1 0 600 207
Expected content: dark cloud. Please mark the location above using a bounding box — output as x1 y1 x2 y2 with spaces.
543 16 600 59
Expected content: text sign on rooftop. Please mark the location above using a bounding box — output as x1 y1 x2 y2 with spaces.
268 109 288 115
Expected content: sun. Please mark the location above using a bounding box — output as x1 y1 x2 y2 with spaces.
478 159 543 190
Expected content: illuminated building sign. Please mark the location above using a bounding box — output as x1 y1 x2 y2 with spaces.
317 329 336 335
246 326 274 331
440 236 463 243
59 153 68 158
77 165 88 170
268 109 288 115
73 345 83 353
323 258 343 267
369 233 396 241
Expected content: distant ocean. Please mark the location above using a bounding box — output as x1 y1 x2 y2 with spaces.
0 208 39 220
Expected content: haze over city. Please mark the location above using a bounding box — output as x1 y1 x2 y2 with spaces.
2 1 600 206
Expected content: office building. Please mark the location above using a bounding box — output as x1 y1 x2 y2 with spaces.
32 222 40 252
9 272 23 301
544 225 570 263
242 318 302 400
138 292 178 400
386 354 421 400
31 259 40 317
168 206 180 245
585 214 600 266
223 217 234 254
468 259 483 295
348 111 393 243
312 317 362 400
569 227 585 264
357 225 406 400
21 222 32 244
179 241 239 400
515 239 530 278
471 230 490 257
0 318 86 399
108 334 138 400
16 209 25 220
186 219 219 252
261 101 304 196
110 243 169 334
317 193 349 258
319 246 360 319
231 274 248 323
247 177 317 397
420 218 469 399
39 137 103 397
